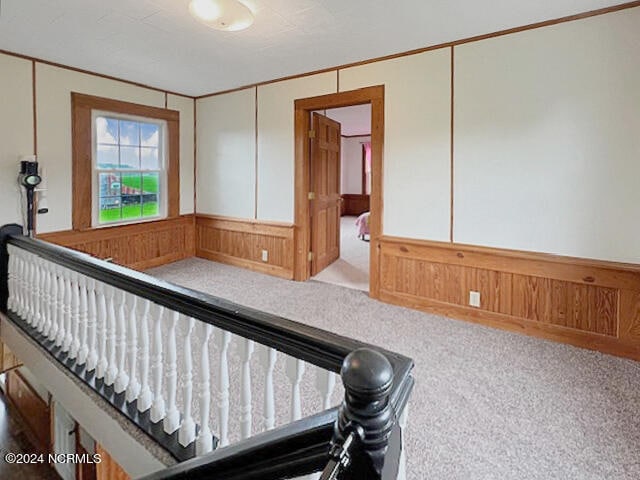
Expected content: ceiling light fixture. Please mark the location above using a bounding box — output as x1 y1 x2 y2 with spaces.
189 0 254 32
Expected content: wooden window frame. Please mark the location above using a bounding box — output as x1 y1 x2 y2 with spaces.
71 93 180 230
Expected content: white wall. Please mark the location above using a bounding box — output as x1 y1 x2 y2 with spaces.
341 136 370 195
0 54 34 228
257 73 337 222
454 8 640 263
339 49 452 241
196 88 256 218
168 94 195 215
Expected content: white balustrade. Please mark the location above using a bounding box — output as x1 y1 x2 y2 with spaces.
239 337 255 440
315 369 337 411
150 305 166 423
95 282 109 379
163 311 180 434
216 328 232 447
286 357 306 421
195 323 213 455
126 296 141 403
178 316 196 447
105 286 118 386
137 299 153 412
4 245 347 456
114 290 130 394
258 345 277 431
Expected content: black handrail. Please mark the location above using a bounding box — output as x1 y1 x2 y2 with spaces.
0 225 414 479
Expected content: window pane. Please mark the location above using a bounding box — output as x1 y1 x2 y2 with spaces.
122 195 142 220
121 173 142 194
96 145 119 169
120 146 140 169
119 120 139 146
142 173 159 194
99 173 121 197
141 147 160 170
96 117 118 144
99 196 121 223
141 123 159 147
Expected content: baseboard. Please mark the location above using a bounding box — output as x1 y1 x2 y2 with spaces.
378 236 640 360
195 214 295 280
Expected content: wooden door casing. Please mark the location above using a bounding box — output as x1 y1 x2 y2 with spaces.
310 113 342 276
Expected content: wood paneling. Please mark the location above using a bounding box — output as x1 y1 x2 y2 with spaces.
0 342 21 374
379 236 640 360
38 215 195 271
196 214 295 279
6 370 51 454
96 444 130 480
341 194 370 216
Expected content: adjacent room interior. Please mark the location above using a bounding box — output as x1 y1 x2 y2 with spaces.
311 104 372 292
1 1 640 480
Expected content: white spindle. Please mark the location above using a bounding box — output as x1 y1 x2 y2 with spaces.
55 269 68 348
239 337 255 440
137 300 153 412
26 254 35 323
285 357 306 421
315 369 337 411
163 311 180 434
150 305 166 423
178 316 196 447
38 258 48 332
47 266 60 342
126 296 141 403
33 257 43 330
216 329 232 447
17 251 26 317
195 323 213 455
81 278 96 368
397 404 409 480
95 282 109 379
64 272 78 355
69 274 83 360
105 286 118 386
258 345 277 431
42 262 53 337
114 291 130 394
7 246 15 312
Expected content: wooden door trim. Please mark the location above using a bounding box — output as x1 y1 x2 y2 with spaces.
294 85 384 298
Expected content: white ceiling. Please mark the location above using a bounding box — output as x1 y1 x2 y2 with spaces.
325 104 371 137
0 0 626 97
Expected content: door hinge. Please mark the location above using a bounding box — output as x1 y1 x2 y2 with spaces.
308 192 316 200
308 129 316 139
308 251 314 261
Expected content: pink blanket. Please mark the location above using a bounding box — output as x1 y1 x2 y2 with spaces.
355 212 370 237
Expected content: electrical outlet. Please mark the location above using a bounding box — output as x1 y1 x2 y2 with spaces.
469 291 480 308
261 250 268 262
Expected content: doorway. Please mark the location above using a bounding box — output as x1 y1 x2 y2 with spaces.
293 86 384 298
310 105 372 291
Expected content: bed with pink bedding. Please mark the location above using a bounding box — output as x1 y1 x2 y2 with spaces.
355 212 370 240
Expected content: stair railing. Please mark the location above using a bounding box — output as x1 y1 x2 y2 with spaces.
0 223 413 479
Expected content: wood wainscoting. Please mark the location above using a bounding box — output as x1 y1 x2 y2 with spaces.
378 236 640 360
37 215 195 271
196 214 295 279
341 194 370 216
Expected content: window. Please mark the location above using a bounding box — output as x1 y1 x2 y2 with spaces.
72 93 180 231
93 114 166 225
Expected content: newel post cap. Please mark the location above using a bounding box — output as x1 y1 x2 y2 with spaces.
341 348 394 399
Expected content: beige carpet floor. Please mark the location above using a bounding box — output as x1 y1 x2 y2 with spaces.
148 258 640 480
312 215 370 291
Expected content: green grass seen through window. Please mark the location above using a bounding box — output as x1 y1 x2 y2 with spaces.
99 202 159 223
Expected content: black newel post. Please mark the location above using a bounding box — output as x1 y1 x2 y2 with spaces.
0 224 23 313
325 347 398 480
